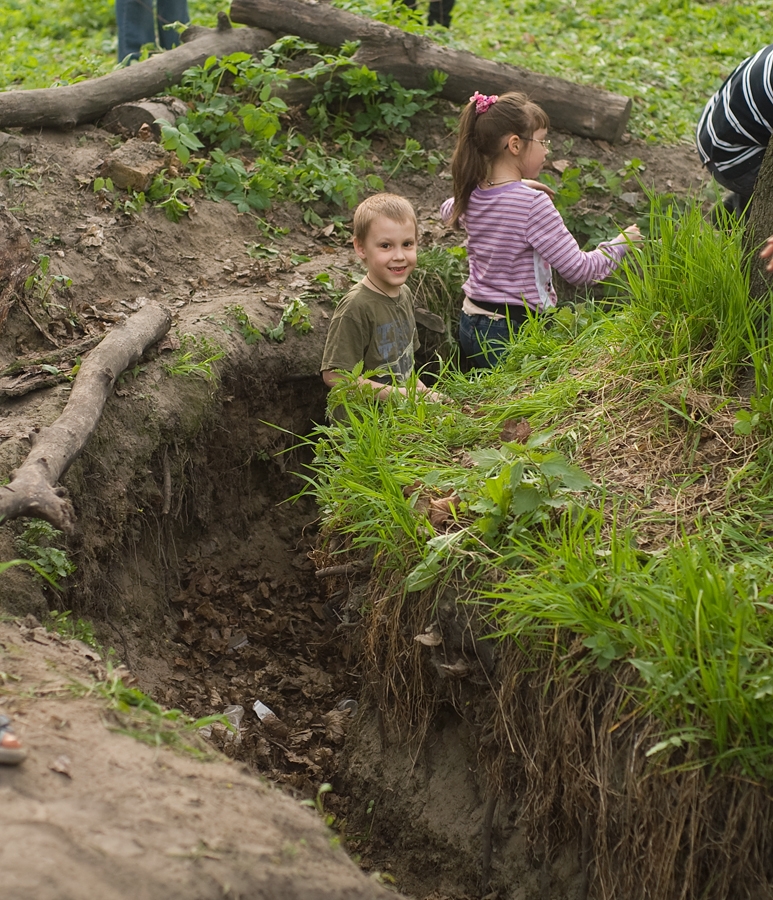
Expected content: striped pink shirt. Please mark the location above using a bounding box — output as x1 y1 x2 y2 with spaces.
440 182 628 312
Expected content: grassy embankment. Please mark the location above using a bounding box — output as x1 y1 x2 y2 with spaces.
308 198 773 895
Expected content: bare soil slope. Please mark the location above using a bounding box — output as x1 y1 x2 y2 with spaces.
0 618 394 900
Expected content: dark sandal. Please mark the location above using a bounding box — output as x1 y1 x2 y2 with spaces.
0 715 26 764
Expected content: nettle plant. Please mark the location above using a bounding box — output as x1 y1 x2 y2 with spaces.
128 39 446 226
541 151 647 248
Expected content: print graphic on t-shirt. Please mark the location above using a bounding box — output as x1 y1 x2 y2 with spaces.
375 320 415 381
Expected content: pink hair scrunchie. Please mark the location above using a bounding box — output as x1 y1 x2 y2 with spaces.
470 91 498 115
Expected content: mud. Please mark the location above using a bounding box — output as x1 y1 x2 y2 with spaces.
0 115 709 900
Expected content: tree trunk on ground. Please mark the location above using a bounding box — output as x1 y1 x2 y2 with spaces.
100 97 189 140
0 15 275 131
230 0 632 142
746 140 773 302
0 304 172 533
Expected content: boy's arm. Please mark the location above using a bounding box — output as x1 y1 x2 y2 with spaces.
321 368 413 400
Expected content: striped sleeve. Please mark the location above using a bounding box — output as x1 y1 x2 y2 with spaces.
525 192 627 285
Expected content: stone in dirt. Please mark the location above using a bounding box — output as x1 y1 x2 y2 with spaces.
101 137 170 192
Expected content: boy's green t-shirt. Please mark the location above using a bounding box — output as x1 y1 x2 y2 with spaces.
320 281 420 382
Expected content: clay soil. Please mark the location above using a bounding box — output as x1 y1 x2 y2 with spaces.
0 107 708 900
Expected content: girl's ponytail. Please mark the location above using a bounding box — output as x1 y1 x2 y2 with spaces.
449 99 488 228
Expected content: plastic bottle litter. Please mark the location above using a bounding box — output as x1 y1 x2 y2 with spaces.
199 704 244 742
252 699 290 739
336 698 359 716
252 699 275 721
223 704 244 740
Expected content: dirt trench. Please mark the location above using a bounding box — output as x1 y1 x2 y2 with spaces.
0 316 560 900
0 339 508 900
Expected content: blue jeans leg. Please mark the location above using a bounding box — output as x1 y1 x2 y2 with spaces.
157 0 189 50
459 309 526 369
116 0 155 62
116 0 189 61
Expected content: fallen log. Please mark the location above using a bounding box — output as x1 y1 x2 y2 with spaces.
230 0 632 142
0 15 275 131
0 303 171 533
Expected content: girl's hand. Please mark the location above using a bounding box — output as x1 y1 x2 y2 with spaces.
621 224 642 243
761 236 773 271
523 179 556 200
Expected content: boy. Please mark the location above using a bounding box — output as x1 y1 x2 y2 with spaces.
321 193 439 401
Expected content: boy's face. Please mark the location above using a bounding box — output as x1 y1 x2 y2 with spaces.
353 214 417 298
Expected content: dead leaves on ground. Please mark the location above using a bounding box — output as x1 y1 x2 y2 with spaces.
402 479 461 530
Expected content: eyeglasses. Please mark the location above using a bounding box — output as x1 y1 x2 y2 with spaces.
523 137 551 150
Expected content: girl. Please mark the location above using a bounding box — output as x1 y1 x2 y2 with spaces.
442 91 641 368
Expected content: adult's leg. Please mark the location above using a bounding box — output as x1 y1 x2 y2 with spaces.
116 0 156 62
707 161 760 220
428 0 455 27
156 0 189 50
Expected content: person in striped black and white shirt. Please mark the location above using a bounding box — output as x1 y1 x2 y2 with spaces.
696 44 773 220
441 91 641 369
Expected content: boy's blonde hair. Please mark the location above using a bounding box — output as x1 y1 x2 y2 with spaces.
353 193 418 244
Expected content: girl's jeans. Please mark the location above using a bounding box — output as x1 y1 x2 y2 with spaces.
116 0 189 62
458 307 528 369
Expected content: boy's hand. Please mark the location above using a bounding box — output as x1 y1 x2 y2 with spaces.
761 235 773 272
417 380 448 403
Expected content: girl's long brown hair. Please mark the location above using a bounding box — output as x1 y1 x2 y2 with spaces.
448 91 549 228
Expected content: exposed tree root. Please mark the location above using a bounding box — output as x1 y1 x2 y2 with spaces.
0 303 171 533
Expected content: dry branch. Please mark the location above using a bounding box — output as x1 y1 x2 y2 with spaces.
0 16 275 131
0 304 172 533
230 0 632 141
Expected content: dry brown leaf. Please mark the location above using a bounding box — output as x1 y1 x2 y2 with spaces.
438 659 470 678
414 626 442 647
402 479 423 498
428 494 460 528
500 418 531 444
322 709 350 745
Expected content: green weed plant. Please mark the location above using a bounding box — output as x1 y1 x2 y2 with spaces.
145 43 444 225
45 609 99 648
15 519 76 583
92 665 227 757
4 0 770 146
164 333 225 380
